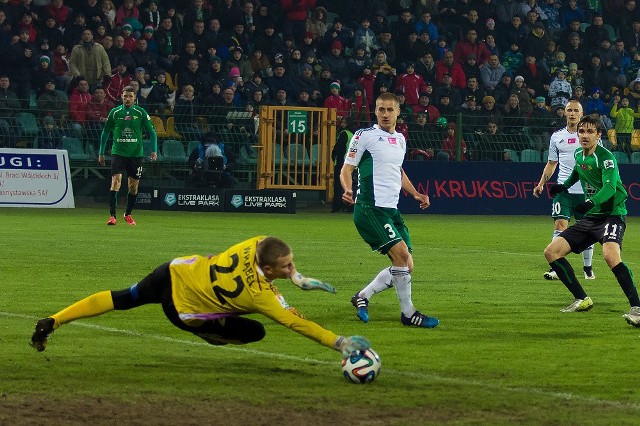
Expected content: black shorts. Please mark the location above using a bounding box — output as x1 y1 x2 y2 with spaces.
131 262 203 331
111 155 143 179
560 216 626 254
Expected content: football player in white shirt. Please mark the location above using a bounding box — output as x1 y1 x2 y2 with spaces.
340 92 439 328
533 99 595 280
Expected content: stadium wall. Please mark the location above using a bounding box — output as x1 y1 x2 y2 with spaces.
400 162 640 216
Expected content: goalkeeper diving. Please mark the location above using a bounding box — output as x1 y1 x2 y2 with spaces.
31 236 370 357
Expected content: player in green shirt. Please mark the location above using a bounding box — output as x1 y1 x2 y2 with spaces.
99 85 157 226
543 115 640 326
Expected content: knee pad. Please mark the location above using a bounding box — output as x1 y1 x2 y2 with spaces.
111 284 141 310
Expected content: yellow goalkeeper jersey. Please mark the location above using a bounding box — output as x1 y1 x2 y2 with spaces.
169 236 338 349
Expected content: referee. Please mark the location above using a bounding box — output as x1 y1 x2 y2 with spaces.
99 85 157 225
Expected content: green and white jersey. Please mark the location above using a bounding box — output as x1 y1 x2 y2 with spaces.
100 104 154 157
344 124 407 208
564 144 628 217
548 127 583 194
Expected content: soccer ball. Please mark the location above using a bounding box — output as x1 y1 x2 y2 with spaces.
341 349 381 384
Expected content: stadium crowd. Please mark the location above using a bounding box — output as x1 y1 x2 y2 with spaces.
1 0 640 162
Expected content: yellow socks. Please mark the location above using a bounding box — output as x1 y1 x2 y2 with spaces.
51 291 115 329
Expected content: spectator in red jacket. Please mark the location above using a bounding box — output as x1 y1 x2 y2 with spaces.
357 64 376 109
349 84 370 128
46 0 72 29
323 81 350 119
52 44 72 93
85 85 115 150
412 92 440 122
69 78 93 140
121 23 137 52
453 28 490 66
440 122 467 160
280 0 316 44
394 62 428 106
104 60 132 103
435 51 467 89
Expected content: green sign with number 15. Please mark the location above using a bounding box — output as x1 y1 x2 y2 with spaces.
288 111 308 134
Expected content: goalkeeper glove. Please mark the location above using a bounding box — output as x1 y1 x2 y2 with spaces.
575 200 594 214
291 272 337 294
548 184 568 197
334 335 371 357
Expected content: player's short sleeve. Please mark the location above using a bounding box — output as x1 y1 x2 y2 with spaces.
344 130 366 166
547 132 559 162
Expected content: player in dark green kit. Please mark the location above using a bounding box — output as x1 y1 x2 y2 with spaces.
99 86 157 226
543 115 640 326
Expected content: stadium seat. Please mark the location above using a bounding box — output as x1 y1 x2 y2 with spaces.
607 129 617 148
55 89 69 102
604 24 617 43
542 149 549 163
143 139 157 161
504 149 519 162
631 152 640 164
186 140 200 158
287 143 311 166
613 151 629 164
165 72 178 92
84 140 98 159
631 130 640 151
160 139 187 163
15 112 39 140
239 144 258 165
309 144 320 166
436 151 450 161
326 11 339 25
520 149 541 162
386 14 399 25
273 144 286 163
150 115 170 139
62 137 90 160
601 138 614 150
29 90 36 108
165 116 184 140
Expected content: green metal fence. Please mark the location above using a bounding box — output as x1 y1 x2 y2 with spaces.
1 102 629 188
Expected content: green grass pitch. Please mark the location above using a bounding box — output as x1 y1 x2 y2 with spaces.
1 208 640 425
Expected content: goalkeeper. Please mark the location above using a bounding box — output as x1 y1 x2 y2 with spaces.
31 236 370 357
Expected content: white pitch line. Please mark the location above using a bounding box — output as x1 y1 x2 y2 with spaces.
6 311 640 411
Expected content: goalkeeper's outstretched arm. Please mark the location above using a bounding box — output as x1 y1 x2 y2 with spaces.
290 271 337 293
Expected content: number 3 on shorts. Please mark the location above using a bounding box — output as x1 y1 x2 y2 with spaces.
384 223 396 239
